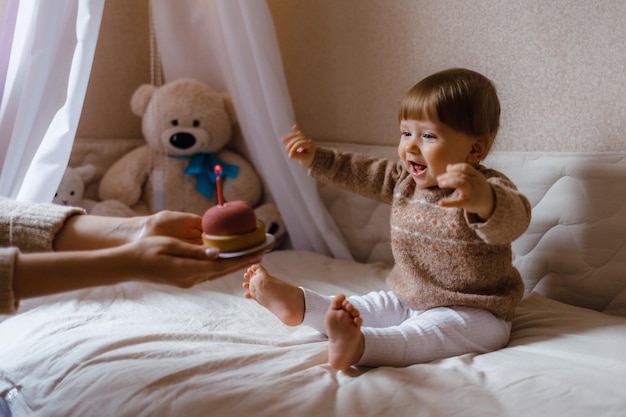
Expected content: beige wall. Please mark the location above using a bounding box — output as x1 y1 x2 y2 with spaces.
76 0 625 153
76 0 150 140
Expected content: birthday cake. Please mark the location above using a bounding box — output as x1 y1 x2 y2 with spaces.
201 200 266 253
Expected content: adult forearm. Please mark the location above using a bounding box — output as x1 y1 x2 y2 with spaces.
53 215 139 251
12 250 125 299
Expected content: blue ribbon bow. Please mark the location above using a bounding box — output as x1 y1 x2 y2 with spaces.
178 153 239 200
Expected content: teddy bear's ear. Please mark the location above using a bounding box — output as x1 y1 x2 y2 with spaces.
221 92 238 126
130 84 157 117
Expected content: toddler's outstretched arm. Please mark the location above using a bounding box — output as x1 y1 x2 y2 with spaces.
281 124 316 169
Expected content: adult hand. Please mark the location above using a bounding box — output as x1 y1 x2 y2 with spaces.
137 210 203 245
119 236 266 288
53 210 203 251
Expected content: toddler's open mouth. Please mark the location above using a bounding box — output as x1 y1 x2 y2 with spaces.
409 161 427 176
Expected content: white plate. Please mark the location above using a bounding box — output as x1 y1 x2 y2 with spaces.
217 234 276 259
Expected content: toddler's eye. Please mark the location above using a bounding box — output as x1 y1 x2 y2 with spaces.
422 133 435 139
401 131 411 137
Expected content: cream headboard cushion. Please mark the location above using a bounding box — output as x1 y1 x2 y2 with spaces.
318 142 626 315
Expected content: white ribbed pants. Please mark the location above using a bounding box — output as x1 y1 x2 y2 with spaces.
301 288 512 367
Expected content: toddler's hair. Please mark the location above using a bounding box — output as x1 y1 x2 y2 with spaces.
399 68 500 151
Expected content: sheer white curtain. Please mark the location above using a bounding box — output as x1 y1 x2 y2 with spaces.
0 0 104 202
151 0 352 259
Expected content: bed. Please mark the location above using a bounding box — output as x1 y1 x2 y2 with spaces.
1 144 625 417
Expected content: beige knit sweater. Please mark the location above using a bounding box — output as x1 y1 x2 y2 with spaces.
0 197 84 314
310 148 532 320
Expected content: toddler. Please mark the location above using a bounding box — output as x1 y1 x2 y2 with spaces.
243 68 531 370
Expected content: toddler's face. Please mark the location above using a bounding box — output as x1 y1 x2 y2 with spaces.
398 118 479 189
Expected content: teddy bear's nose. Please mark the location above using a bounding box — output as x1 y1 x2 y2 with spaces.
170 133 196 150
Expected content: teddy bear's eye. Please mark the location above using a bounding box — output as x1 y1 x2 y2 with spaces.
193 120 200 127
171 119 179 126
70 191 75 196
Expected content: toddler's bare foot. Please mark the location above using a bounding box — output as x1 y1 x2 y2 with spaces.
243 264 304 326
325 294 364 371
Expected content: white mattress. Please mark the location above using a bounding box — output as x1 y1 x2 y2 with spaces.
1 251 625 417
1 150 625 416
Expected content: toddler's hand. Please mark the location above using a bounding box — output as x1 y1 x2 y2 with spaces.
437 163 495 220
281 124 316 169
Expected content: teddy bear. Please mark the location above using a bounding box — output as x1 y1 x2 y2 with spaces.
95 78 285 243
53 164 98 212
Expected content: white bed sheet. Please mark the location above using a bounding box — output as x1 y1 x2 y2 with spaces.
2 250 625 417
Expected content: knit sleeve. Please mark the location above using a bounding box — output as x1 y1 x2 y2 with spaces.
309 147 402 204
467 168 532 245
0 197 85 253
0 248 18 314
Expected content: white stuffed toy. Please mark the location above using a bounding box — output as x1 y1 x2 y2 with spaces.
95 78 285 242
53 164 97 212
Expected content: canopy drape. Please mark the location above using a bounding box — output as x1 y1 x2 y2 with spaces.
151 0 351 258
0 0 104 203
